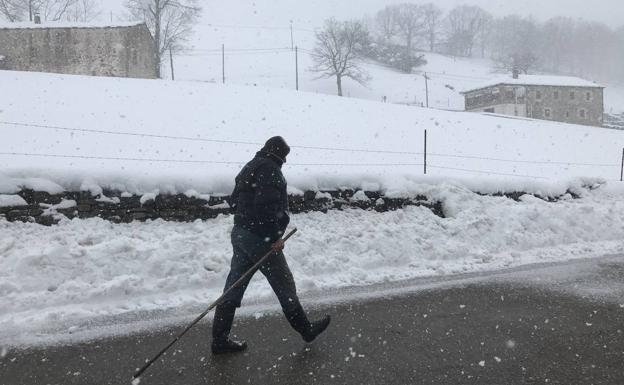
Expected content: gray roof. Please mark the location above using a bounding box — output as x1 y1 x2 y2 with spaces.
462 74 604 94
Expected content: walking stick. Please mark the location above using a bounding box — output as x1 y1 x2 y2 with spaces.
133 228 298 380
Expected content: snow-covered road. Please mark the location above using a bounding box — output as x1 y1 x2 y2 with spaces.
1 182 624 346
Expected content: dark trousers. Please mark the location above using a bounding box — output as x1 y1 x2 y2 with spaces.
220 225 300 310
212 225 310 341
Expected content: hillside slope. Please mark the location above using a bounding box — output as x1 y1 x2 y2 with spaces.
1 70 623 195
165 10 624 114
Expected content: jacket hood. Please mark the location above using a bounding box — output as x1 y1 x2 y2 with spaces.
261 136 290 163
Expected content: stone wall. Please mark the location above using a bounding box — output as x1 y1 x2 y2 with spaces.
526 85 604 127
0 24 156 79
0 189 444 226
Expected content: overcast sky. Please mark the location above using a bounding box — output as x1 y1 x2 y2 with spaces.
104 0 623 29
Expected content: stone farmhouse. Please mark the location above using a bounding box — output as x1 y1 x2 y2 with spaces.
0 21 156 79
461 73 604 127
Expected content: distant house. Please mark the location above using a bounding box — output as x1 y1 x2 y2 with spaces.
461 73 604 127
0 21 156 79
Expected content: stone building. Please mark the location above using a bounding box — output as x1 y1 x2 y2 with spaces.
0 21 156 79
461 74 604 127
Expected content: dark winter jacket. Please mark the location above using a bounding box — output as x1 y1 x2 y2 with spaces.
230 151 290 242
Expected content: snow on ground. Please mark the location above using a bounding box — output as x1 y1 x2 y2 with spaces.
1 70 624 194
1 182 624 346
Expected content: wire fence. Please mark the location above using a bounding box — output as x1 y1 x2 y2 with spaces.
1 120 622 181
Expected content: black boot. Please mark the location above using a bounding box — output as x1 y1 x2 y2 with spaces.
285 304 331 343
212 305 248 354
305 315 331 343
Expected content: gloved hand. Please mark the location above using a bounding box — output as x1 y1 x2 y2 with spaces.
271 239 285 252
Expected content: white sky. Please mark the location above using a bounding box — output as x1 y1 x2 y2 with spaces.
104 0 623 29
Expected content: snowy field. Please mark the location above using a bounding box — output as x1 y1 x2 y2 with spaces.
1 70 624 192
1 180 624 347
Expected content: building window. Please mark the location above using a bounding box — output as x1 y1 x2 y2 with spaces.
553 90 559 99
536 90 542 100
484 108 495 113
544 108 551 118
565 111 570 118
586 91 592 101
579 109 586 118
570 91 575 100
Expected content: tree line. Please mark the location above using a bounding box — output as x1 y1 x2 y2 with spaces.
364 3 624 83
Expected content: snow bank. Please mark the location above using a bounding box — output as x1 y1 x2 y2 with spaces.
0 195 27 207
0 169 608 199
1 183 623 346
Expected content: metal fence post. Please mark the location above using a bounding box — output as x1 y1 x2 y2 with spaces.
620 147 623 182
424 129 427 175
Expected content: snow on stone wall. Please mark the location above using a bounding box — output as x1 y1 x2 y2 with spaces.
0 188 442 225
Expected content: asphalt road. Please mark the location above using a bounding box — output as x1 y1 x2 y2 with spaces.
3 256 624 385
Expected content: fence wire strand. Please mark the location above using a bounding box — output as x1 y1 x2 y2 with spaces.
1 119 621 180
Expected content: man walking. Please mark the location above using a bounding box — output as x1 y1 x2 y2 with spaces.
211 136 331 354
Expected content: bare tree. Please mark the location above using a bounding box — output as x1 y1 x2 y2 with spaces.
125 0 201 78
0 0 24 21
374 5 399 41
0 0 40 21
475 12 493 58
311 18 371 97
40 0 76 21
66 0 100 22
489 15 539 72
444 5 491 57
0 0 77 22
421 3 442 52
395 3 425 56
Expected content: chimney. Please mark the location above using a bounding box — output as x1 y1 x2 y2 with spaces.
512 68 519 79
34 14 41 24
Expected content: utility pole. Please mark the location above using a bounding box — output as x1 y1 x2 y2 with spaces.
222 44 225 84
423 73 429 108
295 46 299 91
110 11 113 23
424 129 428 175
169 48 175 80
290 21 294 51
